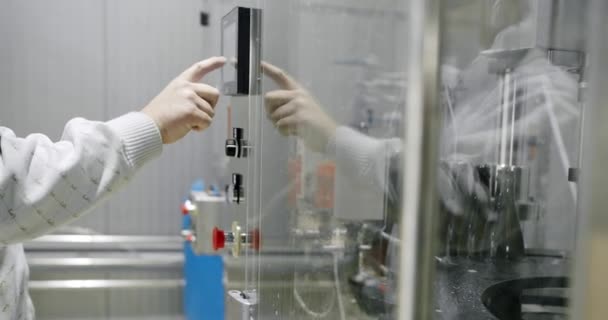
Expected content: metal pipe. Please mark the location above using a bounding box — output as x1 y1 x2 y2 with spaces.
398 0 442 319
27 256 183 268
499 69 512 166
24 235 183 251
28 279 184 290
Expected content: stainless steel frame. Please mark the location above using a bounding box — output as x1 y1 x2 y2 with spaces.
249 7 262 95
27 255 183 269
221 6 262 96
29 279 184 291
24 235 182 251
570 0 607 318
398 0 442 319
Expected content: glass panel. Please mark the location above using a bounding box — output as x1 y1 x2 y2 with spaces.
221 1 593 319
432 0 587 319
253 0 408 318
219 3 265 317
571 0 608 319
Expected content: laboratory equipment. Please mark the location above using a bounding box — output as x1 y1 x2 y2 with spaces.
181 180 260 319
405 0 587 319
226 127 250 158
221 6 262 96
218 2 407 319
189 1 606 319
181 182 226 320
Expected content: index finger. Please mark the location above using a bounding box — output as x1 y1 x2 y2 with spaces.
180 56 227 82
265 89 298 114
261 61 300 90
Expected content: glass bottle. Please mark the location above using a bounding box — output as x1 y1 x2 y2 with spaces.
478 165 496 259
454 162 475 258
492 166 525 261
438 161 462 260
464 170 486 260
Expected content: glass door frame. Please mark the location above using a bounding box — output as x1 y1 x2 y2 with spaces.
397 0 442 319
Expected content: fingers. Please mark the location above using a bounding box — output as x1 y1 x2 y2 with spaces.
192 95 215 118
275 115 298 136
270 102 297 122
191 82 220 107
181 56 226 82
265 90 298 114
265 91 298 134
188 106 212 132
261 61 300 90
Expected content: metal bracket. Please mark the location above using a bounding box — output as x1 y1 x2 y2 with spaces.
227 289 258 320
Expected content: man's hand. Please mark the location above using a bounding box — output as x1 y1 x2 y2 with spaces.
262 62 337 152
142 56 226 144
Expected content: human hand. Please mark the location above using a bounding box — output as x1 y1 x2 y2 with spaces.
262 62 337 152
141 56 226 144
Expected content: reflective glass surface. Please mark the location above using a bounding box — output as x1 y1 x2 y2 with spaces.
221 1 591 319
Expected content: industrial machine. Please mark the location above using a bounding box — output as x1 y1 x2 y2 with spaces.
182 0 608 319
181 181 226 320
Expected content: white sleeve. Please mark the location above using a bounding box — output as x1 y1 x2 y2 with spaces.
326 126 402 197
0 112 163 244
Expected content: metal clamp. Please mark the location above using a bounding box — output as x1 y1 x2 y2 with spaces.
231 221 243 257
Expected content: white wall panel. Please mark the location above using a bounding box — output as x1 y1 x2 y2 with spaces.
1 1 225 318
0 0 224 236
0 0 109 233
104 0 222 235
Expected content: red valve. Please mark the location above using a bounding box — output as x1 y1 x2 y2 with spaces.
181 200 196 215
252 228 261 251
181 204 189 215
185 234 195 242
212 227 226 251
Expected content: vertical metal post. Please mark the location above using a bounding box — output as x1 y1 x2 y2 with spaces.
570 0 608 319
397 0 442 319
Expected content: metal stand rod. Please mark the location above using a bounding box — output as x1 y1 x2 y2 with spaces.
398 0 442 318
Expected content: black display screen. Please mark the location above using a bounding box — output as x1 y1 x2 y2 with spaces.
221 7 261 96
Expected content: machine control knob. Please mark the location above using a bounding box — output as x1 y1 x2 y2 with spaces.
225 128 249 158
225 139 238 157
233 127 244 140
232 173 242 186
230 173 244 204
211 224 261 256
212 227 226 251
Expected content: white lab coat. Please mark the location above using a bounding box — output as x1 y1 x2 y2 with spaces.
0 112 162 319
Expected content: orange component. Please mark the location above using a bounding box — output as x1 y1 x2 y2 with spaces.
315 161 336 209
251 228 261 251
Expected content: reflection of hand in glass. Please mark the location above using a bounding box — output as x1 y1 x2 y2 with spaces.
262 62 337 152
